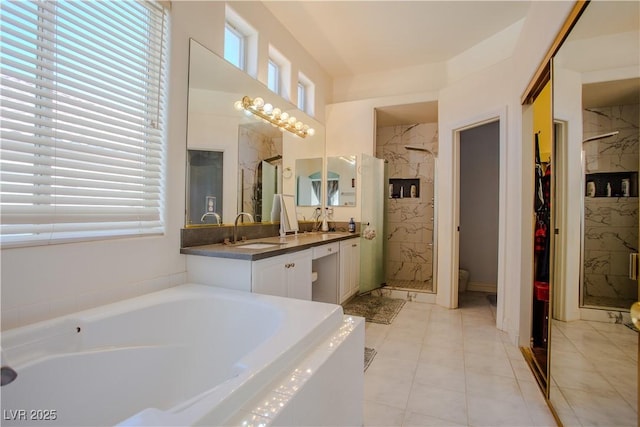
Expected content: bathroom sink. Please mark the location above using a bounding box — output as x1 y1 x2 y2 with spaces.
237 243 280 249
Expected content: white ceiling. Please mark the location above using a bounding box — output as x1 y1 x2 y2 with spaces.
262 1 532 79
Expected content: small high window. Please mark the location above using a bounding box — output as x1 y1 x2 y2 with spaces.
268 45 291 100
224 5 257 76
268 59 280 94
224 23 245 70
297 72 315 116
297 82 306 111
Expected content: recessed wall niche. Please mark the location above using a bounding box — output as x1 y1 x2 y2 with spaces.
585 172 638 198
388 178 420 199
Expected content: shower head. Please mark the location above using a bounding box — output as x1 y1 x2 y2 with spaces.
404 145 434 154
582 131 619 143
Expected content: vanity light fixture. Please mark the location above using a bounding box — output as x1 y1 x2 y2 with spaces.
234 96 315 138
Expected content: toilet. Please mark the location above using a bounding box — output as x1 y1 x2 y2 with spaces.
459 269 470 292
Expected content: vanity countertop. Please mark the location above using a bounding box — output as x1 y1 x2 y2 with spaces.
180 231 360 261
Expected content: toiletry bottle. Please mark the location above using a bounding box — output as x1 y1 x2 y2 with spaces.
607 182 612 197
410 184 417 198
348 218 356 233
321 208 329 232
400 186 404 198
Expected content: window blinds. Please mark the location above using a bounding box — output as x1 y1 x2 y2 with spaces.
1 0 168 246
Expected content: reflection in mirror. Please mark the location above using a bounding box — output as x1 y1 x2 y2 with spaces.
238 123 282 222
277 194 299 235
295 158 322 206
186 150 223 226
550 2 639 425
327 156 357 206
186 38 326 225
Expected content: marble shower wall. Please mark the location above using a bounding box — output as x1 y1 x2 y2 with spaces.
238 125 282 217
376 123 438 284
582 103 639 308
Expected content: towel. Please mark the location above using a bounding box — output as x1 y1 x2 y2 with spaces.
363 224 376 240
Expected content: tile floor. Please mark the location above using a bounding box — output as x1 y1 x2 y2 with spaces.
363 291 558 426
549 318 638 426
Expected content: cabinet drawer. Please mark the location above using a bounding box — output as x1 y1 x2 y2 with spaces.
312 242 339 259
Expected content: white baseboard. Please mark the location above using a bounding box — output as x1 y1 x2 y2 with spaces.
467 282 497 293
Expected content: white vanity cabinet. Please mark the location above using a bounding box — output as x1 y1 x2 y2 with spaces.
252 249 312 300
339 238 360 303
184 234 360 304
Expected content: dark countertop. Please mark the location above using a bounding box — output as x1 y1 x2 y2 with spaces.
180 231 360 261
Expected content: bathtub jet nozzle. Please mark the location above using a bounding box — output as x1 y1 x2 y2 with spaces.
1 366 18 386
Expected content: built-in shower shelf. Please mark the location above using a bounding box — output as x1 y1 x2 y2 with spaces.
389 178 420 199
585 171 638 198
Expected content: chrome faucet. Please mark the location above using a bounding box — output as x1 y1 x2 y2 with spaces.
200 211 221 225
234 212 254 243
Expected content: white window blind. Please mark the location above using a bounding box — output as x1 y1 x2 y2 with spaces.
1 0 169 247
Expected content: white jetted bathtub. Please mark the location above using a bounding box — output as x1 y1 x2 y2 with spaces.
1 284 364 426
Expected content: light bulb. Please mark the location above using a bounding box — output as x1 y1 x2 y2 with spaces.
253 97 264 108
234 100 243 111
272 108 281 118
307 128 315 136
295 121 303 130
263 103 273 114
280 112 289 122
288 116 297 126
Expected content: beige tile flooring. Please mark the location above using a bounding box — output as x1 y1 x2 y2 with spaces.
363 291 557 426
548 318 638 426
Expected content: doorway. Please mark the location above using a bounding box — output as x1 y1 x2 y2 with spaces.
451 112 507 330
458 122 500 305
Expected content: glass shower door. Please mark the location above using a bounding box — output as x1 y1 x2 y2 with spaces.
359 153 385 293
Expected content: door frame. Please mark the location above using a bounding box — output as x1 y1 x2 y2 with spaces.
452 107 507 330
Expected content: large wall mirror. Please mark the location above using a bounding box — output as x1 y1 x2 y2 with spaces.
186 39 326 225
550 2 639 425
327 155 357 206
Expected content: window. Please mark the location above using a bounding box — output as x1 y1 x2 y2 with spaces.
297 81 306 111
268 45 290 99
224 23 245 70
268 59 280 94
0 0 169 247
224 5 257 76
297 72 315 116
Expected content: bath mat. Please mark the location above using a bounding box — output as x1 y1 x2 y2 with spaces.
364 347 377 372
487 294 497 306
343 294 405 325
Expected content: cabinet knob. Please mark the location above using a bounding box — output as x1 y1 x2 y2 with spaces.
352 244 357 247
328 248 332 252
290 262 295 268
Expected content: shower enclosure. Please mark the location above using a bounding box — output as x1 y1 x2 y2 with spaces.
581 103 639 310
376 123 437 293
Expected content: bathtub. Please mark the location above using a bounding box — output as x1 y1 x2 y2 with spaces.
1 284 364 426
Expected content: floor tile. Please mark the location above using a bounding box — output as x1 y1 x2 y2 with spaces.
364 400 405 427
363 291 557 427
406 383 468 425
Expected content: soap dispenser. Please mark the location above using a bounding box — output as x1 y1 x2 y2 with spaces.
348 217 356 233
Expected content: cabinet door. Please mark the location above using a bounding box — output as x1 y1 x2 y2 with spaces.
287 249 312 300
252 255 288 297
349 240 360 295
340 238 360 303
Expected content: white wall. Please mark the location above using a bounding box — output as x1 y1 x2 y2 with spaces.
0 1 332 330
325 1 577 346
